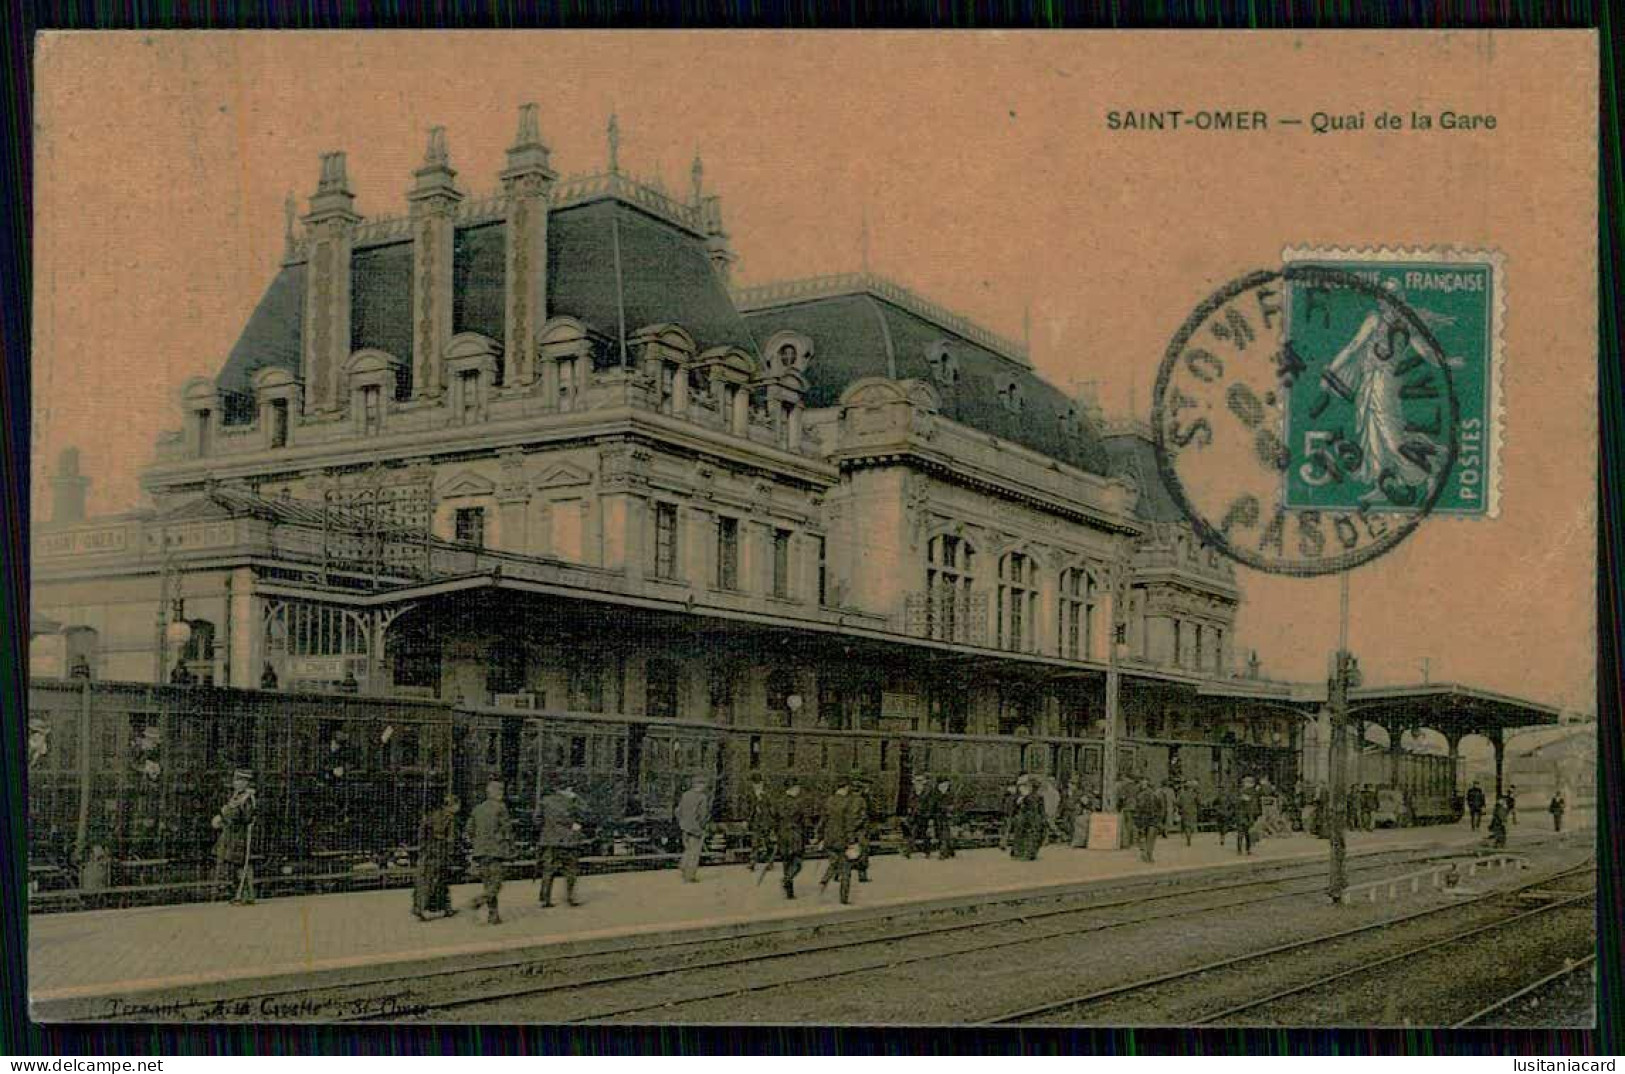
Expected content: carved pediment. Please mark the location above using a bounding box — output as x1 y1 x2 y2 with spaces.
535 463 592 490
437 470 497 499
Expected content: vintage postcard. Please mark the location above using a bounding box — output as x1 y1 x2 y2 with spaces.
27 31 1597 1027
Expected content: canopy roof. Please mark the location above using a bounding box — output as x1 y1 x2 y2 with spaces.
1348 682 1561 737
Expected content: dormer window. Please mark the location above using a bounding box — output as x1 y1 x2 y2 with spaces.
559 357 578 410
269 399 289 448
458 369 481 423
194 409 213 456
926 341 961 386
998 378 1025 414
776 343 797 372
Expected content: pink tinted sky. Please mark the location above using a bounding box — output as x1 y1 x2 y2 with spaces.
33 32 1596 710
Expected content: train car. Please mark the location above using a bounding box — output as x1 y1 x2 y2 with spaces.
28 679 451 891
1349 748 1460 825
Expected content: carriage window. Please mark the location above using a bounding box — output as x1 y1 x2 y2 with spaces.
880 740 891 771
614 739 626 771
749 735 762 770
570 736 587 768
484 731 500 766
787 738 797 768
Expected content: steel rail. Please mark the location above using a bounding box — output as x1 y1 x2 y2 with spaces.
987 860 1594 1025
1450 953 1598 1028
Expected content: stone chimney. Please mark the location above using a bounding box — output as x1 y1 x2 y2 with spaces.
408 126 463 399
300 152 362 412
50 447 89 523
500 104 558 388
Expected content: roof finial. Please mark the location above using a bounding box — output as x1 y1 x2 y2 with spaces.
514 102 541 148
607 113 621 175
859 207 871 274
1023 303 1032 356
423 125 449 166
317 151 349 194
283 190 296 255
690 150 704 205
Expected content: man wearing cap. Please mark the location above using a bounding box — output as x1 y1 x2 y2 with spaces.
1466 781 1487 831
676 776 711 883
776 778 811 899
932 777 959 859
464 779 514 924
818 777 864 904
537 785 586 908
211 769 257 904
850 771 874 883
744 774 777 878
904 774 935 859
1235 776 1260 856
412 792 461 921
1009 775 1046 861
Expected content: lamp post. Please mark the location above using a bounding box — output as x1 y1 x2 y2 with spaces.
165 614 193 685
1102 535 1132 815
785 692 803 729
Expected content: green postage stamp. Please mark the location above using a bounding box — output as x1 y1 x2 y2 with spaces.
1280 246 1504 519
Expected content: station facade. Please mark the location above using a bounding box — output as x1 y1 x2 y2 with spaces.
31 108 1553 800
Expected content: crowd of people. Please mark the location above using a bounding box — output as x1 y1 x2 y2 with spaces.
203 766 1568 926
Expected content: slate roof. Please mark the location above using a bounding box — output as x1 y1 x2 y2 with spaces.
1101 428 1185 523
214 199 759 421
741 293 1111 476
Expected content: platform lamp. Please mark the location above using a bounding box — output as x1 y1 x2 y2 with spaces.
784 693 803 729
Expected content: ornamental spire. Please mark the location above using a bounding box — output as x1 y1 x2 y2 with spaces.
690 150 704 205
607 113 621 175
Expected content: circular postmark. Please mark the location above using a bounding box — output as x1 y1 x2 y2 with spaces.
1151 265 1459 577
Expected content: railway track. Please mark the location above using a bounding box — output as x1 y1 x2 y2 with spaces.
990 860 1595 1026
1452 955 1598 1028
349 846 1534 1023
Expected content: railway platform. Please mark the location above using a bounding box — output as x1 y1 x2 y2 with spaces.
30 821 1571 1015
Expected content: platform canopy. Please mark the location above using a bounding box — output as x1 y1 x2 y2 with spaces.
1347 682 1561 741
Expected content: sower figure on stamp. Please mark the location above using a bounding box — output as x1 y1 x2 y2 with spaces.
464 779 514 925
411 792 460 921
676 776 710 883
818 776 863 904
776 778 810 899
211 768 257 904
744 774 777 877
537 785 586 908
1466 781 1486 830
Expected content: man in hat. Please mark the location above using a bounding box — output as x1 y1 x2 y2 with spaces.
1505 784 1520 826
464 779 514 924
676 776 711 883
850 771 874 883
776 778 811 899
744 774 777 877
1548 790 1567 833
412 792 461 920
904 774 935 859
211 769 258 904
1177 779 1202 848
537 785 587 908
1130 776 1165 863
1466 781 1487 831
818 776 864 904
932 776 958 859
1235 776 1260 856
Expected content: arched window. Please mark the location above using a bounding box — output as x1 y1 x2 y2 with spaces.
1058 567 1096 660
926 534 977 643
997 551 1039 652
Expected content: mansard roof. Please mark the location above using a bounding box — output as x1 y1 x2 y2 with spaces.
737 280 1111 476
1100 422 1185 524
215 198 758 415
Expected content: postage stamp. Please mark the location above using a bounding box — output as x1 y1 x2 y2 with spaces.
1280 246 1505 520
1152 265 1460 577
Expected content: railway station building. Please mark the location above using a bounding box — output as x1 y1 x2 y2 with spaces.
30 108 1558 826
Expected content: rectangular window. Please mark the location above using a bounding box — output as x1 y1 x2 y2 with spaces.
749 735 762 770
454 507 486 548
1194 625 1205 672
815 535 828 605
195 410 212 455
360 385 382 435
269 399 289 448
558 359 577 409
771 528 792 599
716 516 739 591
459 370 480 422
652 503 679 580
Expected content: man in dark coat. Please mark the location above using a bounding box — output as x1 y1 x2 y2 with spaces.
931 777 958 859
744 775 777 876
1114 774 1141 849
851 772 874 882
211 769 257 904
1235 777 1260 856
1216 783 1241 847
1488 798 1509 848
1009 777 1046 861
904 774 935 858
1466 781 1487 830
1131 778 1164 863
537 786 586 907
818 778 865 904
1177 780 1202 847
776 779 811 899
412 793 460 920
1505 785 1520 826
1361 784 1380 831
464 779 514 925
1549 791 1567 832
676 776 711 883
